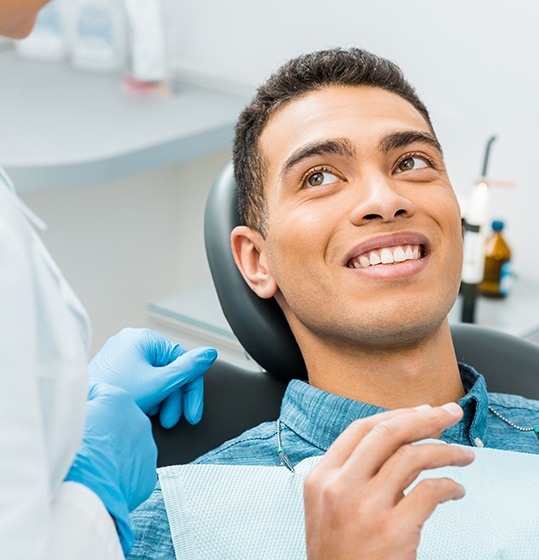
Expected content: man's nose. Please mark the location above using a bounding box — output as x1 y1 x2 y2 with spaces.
349 175 415 225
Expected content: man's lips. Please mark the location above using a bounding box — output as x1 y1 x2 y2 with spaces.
344 233 430 269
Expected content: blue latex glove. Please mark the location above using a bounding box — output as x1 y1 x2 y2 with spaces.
88 328 217 428
65 382 157 555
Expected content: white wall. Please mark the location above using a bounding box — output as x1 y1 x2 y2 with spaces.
21 149 231 355
164 0 539 279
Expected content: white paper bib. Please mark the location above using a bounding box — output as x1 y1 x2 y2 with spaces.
159 442 539 560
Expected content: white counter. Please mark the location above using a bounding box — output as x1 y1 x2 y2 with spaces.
0 49 247 190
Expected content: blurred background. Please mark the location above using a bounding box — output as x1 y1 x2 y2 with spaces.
2 0 537 354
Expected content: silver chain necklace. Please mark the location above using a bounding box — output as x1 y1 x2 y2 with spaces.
488 405 539 439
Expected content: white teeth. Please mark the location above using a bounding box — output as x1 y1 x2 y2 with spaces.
369 252 381 265
349 244 423 269
359 255 370 268
394 247 406 262
380 248 394 264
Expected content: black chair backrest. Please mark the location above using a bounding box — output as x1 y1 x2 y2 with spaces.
203 162 307 381
451 322 539 399
152 361 286 466
152 163 539 467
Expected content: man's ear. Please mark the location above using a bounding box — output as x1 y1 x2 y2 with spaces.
231 226 278 299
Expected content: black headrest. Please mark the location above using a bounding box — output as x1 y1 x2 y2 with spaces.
204 162 307 381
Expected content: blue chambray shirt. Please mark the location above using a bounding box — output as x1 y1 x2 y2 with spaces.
128 364 539 560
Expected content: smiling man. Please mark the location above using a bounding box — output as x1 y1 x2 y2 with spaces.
129 48 539 560
232 85 464 410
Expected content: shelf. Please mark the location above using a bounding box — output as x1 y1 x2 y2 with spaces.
0 49 247 190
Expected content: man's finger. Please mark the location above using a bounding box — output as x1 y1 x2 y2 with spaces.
340 404 463 483
314 408 413 472
370 442 474 506
396 476 467 524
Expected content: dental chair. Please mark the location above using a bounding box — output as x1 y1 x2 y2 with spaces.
152 163 539 467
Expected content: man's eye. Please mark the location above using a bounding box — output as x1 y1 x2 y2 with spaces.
395 156 429 173
304 170 340 187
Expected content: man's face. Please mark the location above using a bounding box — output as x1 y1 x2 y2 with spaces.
234 85 463 352
0 0 50 39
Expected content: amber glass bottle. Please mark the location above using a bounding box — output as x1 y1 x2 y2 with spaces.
480 220 512 298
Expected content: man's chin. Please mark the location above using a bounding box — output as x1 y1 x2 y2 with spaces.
366 321 448 351
317 316 450 354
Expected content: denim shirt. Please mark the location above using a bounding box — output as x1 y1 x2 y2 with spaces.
128 364 539 560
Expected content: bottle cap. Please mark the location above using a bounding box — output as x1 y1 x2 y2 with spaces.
492 220 504 232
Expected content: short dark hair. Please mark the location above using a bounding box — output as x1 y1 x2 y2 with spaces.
233 47 434 235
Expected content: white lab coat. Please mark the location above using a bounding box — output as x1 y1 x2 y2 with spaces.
0 169 124 560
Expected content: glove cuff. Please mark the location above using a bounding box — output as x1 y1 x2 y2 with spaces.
65 454 135 554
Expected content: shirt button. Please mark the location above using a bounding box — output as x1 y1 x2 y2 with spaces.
474 437 484 448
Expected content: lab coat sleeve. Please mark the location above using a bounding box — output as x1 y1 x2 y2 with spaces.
0 204 52 560
0 186 124 559
45 482 124 559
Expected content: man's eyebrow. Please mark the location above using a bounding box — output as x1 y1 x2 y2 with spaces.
379 131 443 156
279 138 356 179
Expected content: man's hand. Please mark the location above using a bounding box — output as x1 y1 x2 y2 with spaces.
303 403 475 560
89 328 217 428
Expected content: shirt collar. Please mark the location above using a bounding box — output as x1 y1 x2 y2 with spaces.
451 363 489 445
280 363 489 451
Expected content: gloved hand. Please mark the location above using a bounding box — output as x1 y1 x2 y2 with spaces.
65 382 158 555
88 328 217 428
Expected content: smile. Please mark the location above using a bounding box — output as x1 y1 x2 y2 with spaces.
347 244 423 269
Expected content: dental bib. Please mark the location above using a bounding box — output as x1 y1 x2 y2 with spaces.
159 442 538 560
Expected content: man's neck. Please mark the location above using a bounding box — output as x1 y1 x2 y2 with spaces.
302 320 465 410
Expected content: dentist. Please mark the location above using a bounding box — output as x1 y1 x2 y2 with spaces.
0 2 216 559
